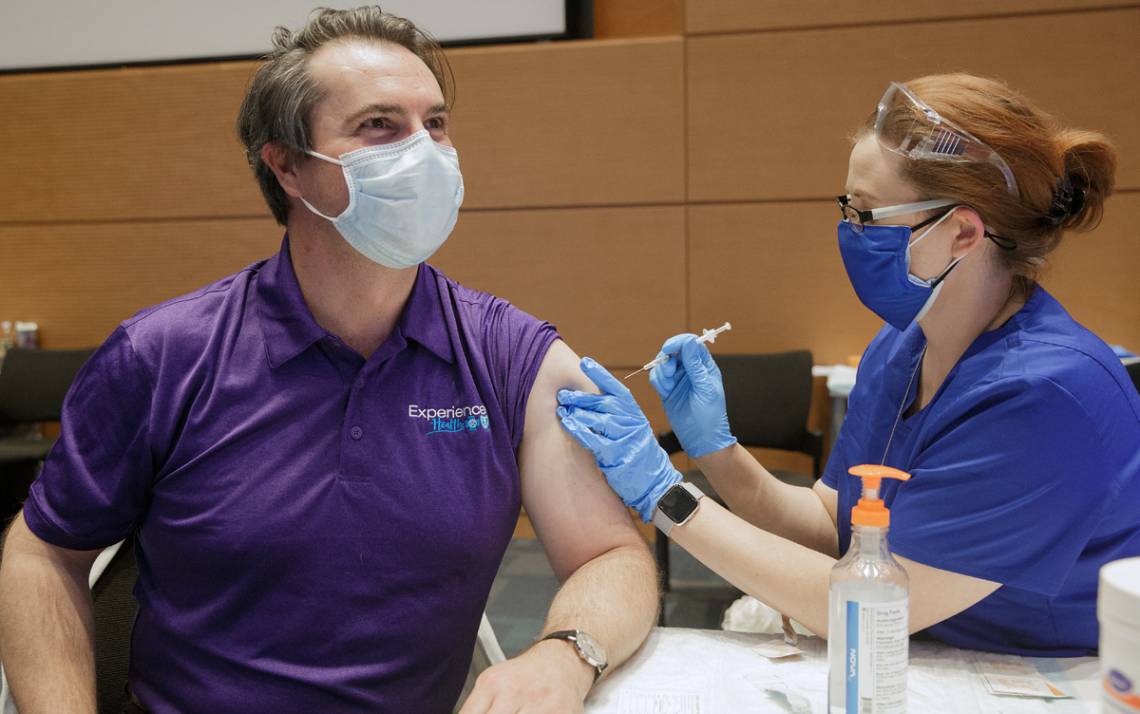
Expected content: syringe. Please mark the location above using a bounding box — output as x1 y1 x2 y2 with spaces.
623 322 732 380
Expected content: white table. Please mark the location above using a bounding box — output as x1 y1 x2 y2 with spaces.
585 628 1100 714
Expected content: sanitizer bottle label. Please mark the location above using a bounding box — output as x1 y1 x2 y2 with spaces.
845 599 908 713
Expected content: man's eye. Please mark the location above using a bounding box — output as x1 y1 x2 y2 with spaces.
364 117 390 130
426 117 447 130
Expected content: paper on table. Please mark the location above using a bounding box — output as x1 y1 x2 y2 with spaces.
739 640 1083 714
753 637 805 660
973 655 1071 700
981 673 1070 699
618 691 701 714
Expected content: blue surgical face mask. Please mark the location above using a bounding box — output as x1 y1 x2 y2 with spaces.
837 208 962 331
300 130 464 269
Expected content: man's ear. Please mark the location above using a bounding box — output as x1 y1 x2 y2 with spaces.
951 207 986 258
260 142 305 199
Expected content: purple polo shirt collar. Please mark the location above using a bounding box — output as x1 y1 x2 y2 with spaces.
257 236 454 369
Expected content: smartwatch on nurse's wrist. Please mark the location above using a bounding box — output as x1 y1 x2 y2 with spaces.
652 482 705 536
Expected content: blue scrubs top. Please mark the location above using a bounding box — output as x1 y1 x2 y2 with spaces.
823 287 1140 656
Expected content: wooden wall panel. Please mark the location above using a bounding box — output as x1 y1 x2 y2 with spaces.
0 219 282 348
1041 193 1140 348
689 194 1140 367
687 8 1140 201
685 0 1127 34
432 205 687 366
0 62 265 224
0 37 685 225
448 38 685 209
689 202 892 364
595 0 684 37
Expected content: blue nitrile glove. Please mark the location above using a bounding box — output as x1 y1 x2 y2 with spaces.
648 334 737 458
556 357 682 522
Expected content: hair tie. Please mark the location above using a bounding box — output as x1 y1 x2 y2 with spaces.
1047 176 1085 225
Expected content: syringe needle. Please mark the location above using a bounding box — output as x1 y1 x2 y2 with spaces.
622 322 732 381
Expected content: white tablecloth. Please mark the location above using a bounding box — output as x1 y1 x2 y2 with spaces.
585 628 1100 714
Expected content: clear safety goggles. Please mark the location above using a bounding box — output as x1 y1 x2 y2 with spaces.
875 82 1019 197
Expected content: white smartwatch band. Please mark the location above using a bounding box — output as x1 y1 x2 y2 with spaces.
651 482 705 536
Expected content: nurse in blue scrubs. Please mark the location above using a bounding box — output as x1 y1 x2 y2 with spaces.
556 73 1140 655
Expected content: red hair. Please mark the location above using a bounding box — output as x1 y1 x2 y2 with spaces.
859 73 1117 299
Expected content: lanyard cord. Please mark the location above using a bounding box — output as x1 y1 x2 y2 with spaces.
880 344 928 466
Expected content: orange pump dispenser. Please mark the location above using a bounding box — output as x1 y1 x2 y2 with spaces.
848 464 911 528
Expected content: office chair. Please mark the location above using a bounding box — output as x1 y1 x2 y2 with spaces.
0 347 94 523
1125 359 1140 394
654 350 823 625
91 538 138 714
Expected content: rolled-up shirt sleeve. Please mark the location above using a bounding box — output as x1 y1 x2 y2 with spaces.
24 325 155 550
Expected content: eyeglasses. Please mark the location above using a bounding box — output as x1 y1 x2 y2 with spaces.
875 82 1019 197
836 194 1018 249
836 195 956 234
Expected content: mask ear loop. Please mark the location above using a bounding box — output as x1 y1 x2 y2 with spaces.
906 206 958 249
910 208 970 323
299 150 349 222
912 256 964 323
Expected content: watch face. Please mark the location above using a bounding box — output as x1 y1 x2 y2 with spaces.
658 484 699 522
574 631 606 667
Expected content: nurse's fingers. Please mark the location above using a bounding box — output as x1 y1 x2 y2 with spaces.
658 333 698 357
556 389 621 414
649 357 679 398
558 413 611 457
557 406 623 440
578 357 631 398
678 337 716 387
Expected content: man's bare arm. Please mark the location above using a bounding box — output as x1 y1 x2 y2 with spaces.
459 340 658 713
520 340 657 653
0 511 102 714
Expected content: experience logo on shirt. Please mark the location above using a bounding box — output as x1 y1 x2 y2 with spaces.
408 403 491 435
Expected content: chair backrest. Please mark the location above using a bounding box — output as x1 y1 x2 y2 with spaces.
0 347 95 423
715 351 818 456
91 537 138 714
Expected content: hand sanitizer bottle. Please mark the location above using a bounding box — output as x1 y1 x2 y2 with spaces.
827 464 911 714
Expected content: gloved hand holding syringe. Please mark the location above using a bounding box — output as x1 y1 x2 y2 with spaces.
623 322 732 380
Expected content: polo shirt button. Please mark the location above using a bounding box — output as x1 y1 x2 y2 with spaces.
350 426 364 440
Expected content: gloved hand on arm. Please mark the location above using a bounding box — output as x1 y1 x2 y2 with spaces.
649 334 737 458
556 357 682 522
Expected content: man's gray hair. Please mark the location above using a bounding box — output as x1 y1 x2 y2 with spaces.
236 5 454 225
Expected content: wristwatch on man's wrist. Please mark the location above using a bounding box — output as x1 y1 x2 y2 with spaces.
540 629 608 681
652 482 705 536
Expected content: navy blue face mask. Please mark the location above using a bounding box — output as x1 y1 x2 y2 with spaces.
837 209 962 331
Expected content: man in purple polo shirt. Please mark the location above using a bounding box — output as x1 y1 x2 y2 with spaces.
0 7 658 713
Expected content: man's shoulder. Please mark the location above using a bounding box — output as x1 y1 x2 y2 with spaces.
423 263 552 336
120 259 268 357
424 263 500 310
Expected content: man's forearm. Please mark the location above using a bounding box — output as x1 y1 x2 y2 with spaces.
536 542 657 683
0 516 98 714
694 444 838 557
